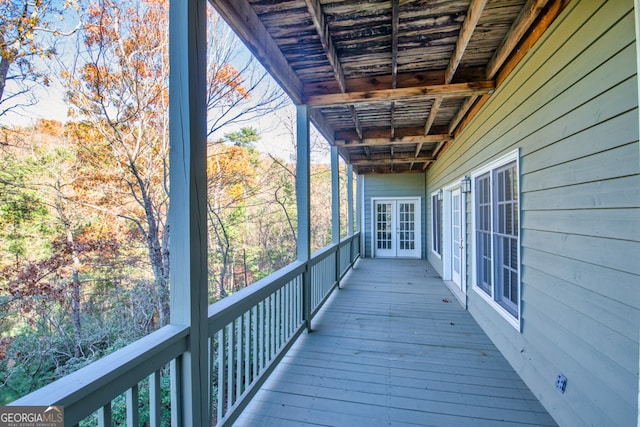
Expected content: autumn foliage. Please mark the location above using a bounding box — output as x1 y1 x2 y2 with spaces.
0 0 295 411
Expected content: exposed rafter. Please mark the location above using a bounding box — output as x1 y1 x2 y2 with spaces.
449 0 551 135
390 0 399 138
304 0 363 139
486 0 551 80
425 0 488 137
305 81 495 107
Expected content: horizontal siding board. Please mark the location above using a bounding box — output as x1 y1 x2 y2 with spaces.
522 285 638 384
522 263 638 344
521 246 640 310
522 229 640 275
521 301 635 427
521 103 638 175
425 0 639 426
522 208 640 241
522 175 640 210
521 142 639 192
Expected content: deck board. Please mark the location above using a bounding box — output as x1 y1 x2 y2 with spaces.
234 259 557 427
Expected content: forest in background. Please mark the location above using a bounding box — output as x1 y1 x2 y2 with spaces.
0 0 349 408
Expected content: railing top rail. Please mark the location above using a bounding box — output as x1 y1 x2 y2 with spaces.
339 233 359 247
10 324 189 425
309 232 360 265
208 260 306 335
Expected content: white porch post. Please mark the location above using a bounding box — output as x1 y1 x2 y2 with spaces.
331 145 340 243
634 2 640 425
331 146 341 287
296 105 312 332
356 174 363 255
347 164 354 236
168 0 208 425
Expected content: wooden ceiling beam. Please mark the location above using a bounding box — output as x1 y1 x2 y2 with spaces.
446 0 489 84
428 0 488 136
209 0 304 104
304 0 363 139
424 97 443 136
449 0 560 136
304 0 345 92
305 81 495 107
350 155 435 166
303 67 486 97
335 125 449 141
335 134 450 147
486 0 551 79
390 0 399 138
452 0 571 138
348 105 363 140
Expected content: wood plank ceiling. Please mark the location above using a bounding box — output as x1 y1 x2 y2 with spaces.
210 0 569 174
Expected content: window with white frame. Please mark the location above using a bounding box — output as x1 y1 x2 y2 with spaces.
431 193 442 257
473 151 520 322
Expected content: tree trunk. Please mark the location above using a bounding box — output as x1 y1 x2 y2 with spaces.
145 217 170 326
68 230 83 359
54 183 83 358
0 33 12 104
129 162 170 326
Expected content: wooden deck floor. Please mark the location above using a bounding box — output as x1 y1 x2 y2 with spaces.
235 258 557 427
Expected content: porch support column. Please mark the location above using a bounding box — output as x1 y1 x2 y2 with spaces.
296 105 312 332
634 2 640 422
331 145 340 243
356 174 364 256
331 146 341 287
168 0 208 425
347 164 354 236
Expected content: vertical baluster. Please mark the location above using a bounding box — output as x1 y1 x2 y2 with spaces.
149 370 161 427
268 295 276 362
217 329 225 423
226 322 234 410
285 280 291 338
244 310 250 392
252 305 258 381
258 300 264 372
126 385 139 427
98 402 111 427
276 288 281 350
170 356 182 427
312 263 316 310
297 275 302 327
236 316 243 401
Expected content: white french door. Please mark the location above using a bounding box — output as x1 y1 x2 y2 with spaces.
451 188 463 290
373 198 421 258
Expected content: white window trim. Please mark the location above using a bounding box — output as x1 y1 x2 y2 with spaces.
470 149 522 331
430 191 442 259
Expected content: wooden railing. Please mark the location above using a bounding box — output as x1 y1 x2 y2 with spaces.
10 232 360 426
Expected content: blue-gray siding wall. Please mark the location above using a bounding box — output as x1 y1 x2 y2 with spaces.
425 0 639 426
362 173 427 258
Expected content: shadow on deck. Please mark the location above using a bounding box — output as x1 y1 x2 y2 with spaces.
236 258 557 427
